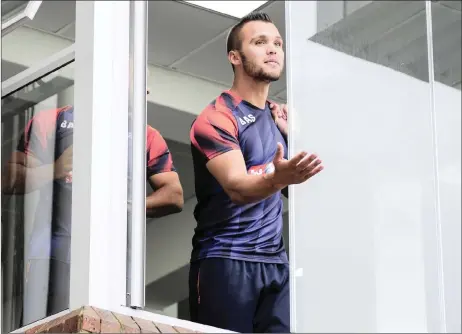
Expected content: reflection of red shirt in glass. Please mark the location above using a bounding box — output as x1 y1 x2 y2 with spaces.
18 105 176 263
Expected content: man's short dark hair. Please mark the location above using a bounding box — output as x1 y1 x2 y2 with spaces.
226 12 273 70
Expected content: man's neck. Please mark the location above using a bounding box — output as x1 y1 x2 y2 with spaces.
230 75 270 109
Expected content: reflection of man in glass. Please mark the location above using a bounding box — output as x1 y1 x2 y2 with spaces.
2 104 184 324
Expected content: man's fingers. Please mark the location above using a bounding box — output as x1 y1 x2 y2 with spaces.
298 158 322 173
270 105 278 120
294 154 318 171
289 151 308 166
281 104 288 118
299 160 322 179
301 165 324 180
269 103 288 123
270 103 279 117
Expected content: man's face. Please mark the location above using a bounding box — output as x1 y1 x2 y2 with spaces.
234 21 284 82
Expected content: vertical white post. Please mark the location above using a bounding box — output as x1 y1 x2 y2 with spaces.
284 2 318 332
70 0 130 310
425 1 447 332
127 0 148 309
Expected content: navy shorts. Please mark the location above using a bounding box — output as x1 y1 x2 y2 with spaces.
189 258 290 333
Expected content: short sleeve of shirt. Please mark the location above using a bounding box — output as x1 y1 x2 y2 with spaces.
190 109 240 162
146 127 176 178
17 109 57 162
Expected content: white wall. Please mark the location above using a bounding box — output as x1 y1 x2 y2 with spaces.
288 40 460 332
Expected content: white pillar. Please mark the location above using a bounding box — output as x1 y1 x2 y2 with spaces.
70 0 130 310
284 2 317 332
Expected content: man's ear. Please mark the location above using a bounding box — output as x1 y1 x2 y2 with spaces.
228 50 241 67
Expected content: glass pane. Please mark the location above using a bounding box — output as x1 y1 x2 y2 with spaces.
431 1 461 332
2 1 75 81
1 62 74 332
287 1 442 332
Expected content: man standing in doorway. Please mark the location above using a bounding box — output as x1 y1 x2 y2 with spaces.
189 12 324 333
2 104 184 326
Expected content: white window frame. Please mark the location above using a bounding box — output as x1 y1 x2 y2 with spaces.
1 1 142 312
1 45 75 97
284 3 318 333
70 0 131 310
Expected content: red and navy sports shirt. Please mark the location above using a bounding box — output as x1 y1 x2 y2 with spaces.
146 123 176 177
17 105 176 263
18 106 175 176
190 90 288 264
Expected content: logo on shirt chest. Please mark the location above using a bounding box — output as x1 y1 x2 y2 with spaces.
60 120 74 129
238 114 256 126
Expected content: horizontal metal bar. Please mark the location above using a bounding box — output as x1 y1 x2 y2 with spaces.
2 76 74 118
2 13 28 37
1 43 75 98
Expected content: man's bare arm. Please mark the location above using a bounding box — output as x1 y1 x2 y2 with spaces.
206 150 284 205
207 144 322 205
2 151 54 195
2 146 73 195
146 172 184 218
